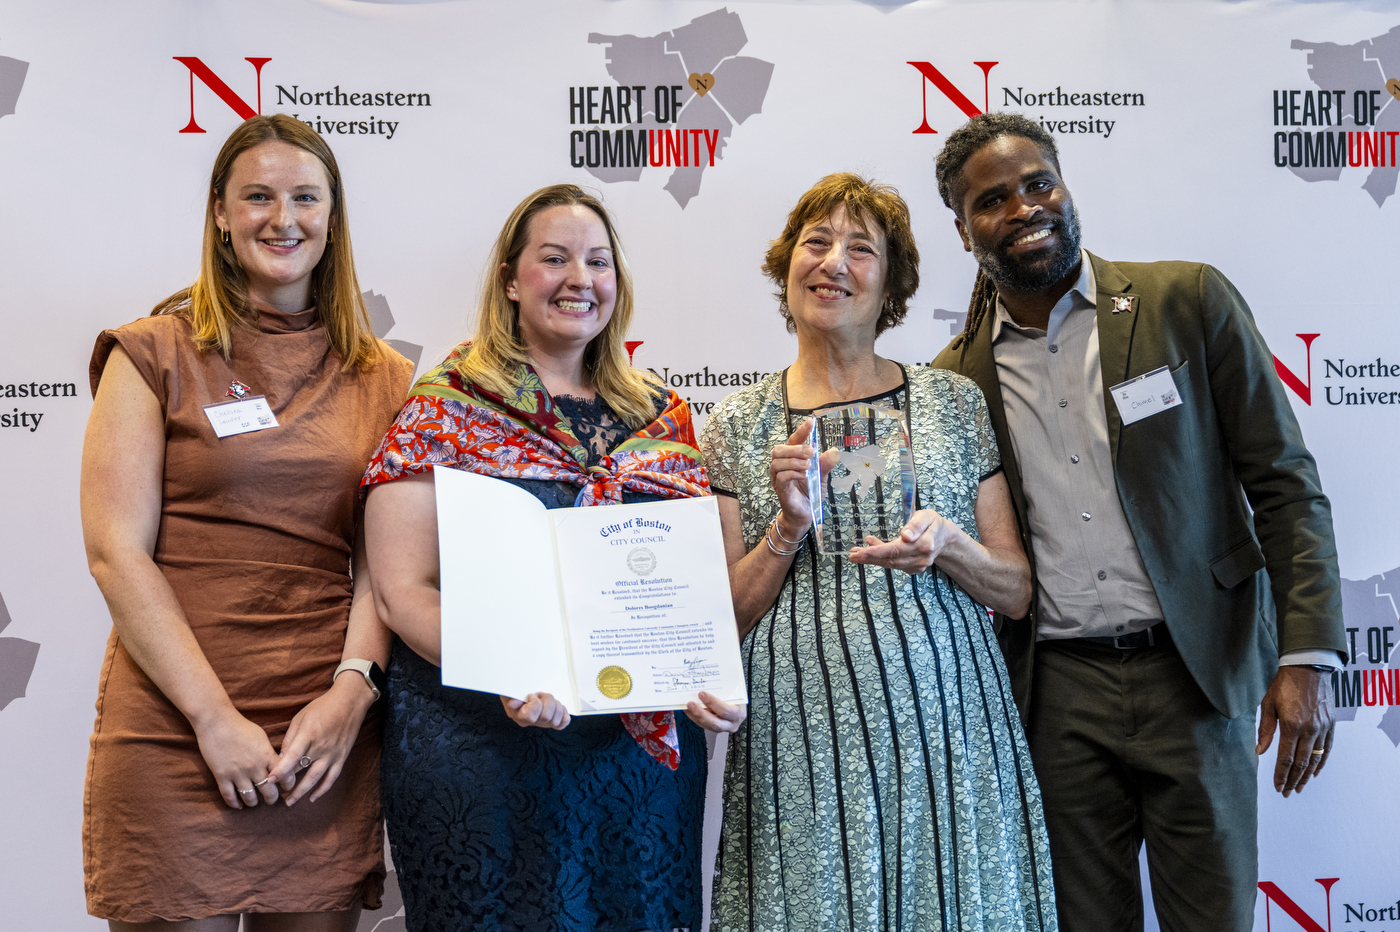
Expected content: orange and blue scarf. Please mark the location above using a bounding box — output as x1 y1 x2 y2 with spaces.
362 342 710 768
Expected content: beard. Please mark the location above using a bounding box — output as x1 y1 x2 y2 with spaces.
972 205 1083 293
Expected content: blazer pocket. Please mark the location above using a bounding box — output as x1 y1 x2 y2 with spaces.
1169 358 1189 396
1210 537 1266 589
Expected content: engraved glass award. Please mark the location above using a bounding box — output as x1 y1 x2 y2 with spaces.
804 403 917 557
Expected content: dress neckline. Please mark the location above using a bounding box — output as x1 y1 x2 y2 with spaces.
254 306 320 334
783 368 910 416
780 364 917 483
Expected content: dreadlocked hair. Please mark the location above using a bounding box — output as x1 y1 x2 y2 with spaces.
950 266 999 354
934 112 1062 216
936 113 1060 358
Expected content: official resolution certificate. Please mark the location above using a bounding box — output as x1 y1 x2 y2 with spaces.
434 465 747 714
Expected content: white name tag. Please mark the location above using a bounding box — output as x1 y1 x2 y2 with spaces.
1110 366 1182 425
203 395 280 438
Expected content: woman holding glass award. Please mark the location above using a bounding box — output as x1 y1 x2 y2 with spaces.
699 173 1055 931
361 184 744 932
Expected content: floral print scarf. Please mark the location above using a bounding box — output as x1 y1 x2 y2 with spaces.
362 342 711 768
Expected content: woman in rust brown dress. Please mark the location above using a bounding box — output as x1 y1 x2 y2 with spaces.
80 114 413 931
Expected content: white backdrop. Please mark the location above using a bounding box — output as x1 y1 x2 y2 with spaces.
2 1 1398 929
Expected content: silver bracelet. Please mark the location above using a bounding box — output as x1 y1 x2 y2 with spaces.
765 532 803 557
771 514 808 545
764 517 805 556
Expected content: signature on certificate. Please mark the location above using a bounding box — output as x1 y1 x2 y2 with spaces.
652 656 720 692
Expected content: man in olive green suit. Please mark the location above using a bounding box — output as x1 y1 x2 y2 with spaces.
928 113 1346 932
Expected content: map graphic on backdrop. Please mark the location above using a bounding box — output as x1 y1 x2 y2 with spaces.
1334 564 1400 742
0 592 40 712
586 7 773 207
0 51 27 119
1288 24 1400 206
362 290 423 371
354 873 405 932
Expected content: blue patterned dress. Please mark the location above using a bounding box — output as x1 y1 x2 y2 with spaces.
370 394 706 932
699 367 1056 932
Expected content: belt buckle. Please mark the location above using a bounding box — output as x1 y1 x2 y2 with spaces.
1112 626 1156 650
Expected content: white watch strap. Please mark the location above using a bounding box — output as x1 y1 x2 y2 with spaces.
333 658 380 701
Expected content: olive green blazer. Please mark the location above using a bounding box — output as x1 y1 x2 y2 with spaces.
931 253 1345 720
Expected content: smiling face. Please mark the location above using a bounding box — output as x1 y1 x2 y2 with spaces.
785 204 889 341
954 134 1082 295
504 204 617 361
213 140 333 313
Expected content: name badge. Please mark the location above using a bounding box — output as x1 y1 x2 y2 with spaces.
1110 366 1182 425
203 395 280 438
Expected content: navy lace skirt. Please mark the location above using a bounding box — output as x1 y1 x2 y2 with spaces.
382 639 706 932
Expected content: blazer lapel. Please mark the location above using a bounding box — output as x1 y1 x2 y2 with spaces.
1091 252 1141 463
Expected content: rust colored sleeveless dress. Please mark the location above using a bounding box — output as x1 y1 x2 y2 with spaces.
82 308 413 923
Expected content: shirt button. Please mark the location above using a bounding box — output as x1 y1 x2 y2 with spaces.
1097 570 1107 580
1070 455 1080 463
1115 625 1125 632
1049 344 1059 353
1081 512 1092 521
1058 399 1068 408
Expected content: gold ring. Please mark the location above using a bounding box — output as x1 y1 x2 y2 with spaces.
253 777 271 787
1310 749 1325 756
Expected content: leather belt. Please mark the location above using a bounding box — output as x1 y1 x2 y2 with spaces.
1075 621 1169 650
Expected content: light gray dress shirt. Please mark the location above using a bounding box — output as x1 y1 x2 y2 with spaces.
990 249 1340 667
991 252 1163 639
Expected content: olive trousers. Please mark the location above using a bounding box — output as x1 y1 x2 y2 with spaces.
1026 633 1259 932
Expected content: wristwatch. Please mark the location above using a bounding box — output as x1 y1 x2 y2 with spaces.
333 659 387 702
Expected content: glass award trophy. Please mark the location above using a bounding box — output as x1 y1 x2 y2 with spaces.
804 403 917 557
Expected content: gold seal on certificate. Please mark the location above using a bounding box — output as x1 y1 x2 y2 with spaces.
596 665 633 699
627 546 657 576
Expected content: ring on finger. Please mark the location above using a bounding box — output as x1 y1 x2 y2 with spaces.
253 777 271 787
298 755 313 770
239 788 257 798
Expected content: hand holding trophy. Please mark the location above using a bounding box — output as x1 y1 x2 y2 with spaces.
805 403 916 558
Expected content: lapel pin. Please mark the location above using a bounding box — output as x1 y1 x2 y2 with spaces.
227 380 251 399
1111 295 1136 314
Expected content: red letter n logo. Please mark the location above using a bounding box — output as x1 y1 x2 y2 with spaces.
1273 333 1321 406
1257 878 1339 932
908 61 998 134
173 57 271 133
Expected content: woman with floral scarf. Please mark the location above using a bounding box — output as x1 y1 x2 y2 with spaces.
361 184 744 932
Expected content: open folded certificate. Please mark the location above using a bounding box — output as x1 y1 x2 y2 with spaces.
433 465 748 715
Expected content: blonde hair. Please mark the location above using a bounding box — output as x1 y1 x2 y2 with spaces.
458 184 662 429
152 114 379 370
